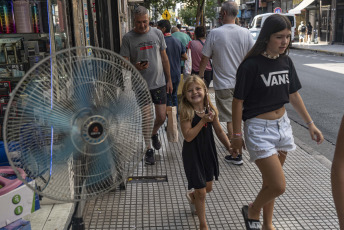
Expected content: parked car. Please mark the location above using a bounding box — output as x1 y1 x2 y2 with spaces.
249 13 296 43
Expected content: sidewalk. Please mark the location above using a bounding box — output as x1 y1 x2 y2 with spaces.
24 89 339 229
79 92 337 230
291 41 344 56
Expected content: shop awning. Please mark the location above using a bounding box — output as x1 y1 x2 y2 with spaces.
288 0 315 14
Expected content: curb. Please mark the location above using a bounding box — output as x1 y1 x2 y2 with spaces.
24 200 74 230
290 46 344 56
293 135 332 170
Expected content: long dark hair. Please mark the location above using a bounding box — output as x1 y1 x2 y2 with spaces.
195 26 206 39
243 14 292 62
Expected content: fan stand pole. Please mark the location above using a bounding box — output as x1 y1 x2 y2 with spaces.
70 157 86 230
71 201 86 230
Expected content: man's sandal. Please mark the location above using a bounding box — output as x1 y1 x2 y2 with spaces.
241 205 261 230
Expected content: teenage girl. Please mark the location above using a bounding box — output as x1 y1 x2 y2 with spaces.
179 75 233 230
331 115 344 230
231 14 324 230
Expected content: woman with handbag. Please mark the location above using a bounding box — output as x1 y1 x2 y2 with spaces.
188 26 213 88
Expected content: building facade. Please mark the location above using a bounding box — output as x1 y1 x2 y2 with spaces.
239 0 343 43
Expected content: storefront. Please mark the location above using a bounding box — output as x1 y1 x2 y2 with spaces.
289 0 344 44
0 0 71 78
0 0 71 134
335 0 344 43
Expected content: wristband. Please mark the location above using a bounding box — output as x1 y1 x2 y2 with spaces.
306 120 314 125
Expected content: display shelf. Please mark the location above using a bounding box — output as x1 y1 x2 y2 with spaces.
0 33 49 39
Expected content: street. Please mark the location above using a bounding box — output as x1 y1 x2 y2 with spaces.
287 49 344 162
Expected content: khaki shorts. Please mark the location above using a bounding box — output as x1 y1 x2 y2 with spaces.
215 88 234 123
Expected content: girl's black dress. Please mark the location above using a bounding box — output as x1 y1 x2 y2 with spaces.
182 113 219 190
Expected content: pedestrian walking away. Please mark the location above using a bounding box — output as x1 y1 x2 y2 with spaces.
172 24 192 73
199 1 254 165
231 14 324 230
331 115 344 230
157 20 187 114
120 6 173 165
306 22 313 44
298 21 306 43
189 26 213 88
179 75 233 230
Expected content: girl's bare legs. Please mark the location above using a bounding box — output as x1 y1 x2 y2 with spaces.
248 154 286 226
261 151 287 230
193 181 213 230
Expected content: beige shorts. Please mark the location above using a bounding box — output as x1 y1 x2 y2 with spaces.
215 88 234 123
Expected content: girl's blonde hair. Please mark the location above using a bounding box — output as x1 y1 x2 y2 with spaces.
179 75 218 122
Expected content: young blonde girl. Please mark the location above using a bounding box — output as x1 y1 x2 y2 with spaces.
179 75 233 230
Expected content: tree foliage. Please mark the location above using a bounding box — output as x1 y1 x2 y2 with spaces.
143 0 177 22
179 0 220 26
179 6 197 26
204 0 218 23
142 0 224 26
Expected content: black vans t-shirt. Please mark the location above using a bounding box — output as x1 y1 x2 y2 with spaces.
234 54 301 121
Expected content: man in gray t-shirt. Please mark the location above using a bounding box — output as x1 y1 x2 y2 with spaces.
199 1 254 165
120 6 172 165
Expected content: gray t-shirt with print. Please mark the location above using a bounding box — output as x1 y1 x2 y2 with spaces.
120 27 167 90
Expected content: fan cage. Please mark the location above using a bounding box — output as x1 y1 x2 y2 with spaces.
3 47 154 202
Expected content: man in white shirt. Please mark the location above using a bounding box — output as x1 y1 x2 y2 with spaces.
199 1 254 165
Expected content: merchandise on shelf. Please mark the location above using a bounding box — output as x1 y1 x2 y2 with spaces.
0 0 16 34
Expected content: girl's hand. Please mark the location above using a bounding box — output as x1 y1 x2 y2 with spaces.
308 124 324 144
231 137 245 155
202 111 214 123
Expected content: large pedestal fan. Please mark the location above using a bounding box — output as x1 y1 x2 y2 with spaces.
3 47 154 229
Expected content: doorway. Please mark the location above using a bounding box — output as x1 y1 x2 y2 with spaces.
335 9 344 43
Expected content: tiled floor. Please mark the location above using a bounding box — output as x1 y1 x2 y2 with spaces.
83 94 339 230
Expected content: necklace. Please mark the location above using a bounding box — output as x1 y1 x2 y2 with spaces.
263 51 279 59
194 107 206 114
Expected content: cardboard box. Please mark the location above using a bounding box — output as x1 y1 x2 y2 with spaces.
0 181 36 228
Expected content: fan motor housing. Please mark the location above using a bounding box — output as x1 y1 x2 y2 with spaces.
82 116 108 144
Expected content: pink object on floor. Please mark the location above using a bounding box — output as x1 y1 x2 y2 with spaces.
0 166 26 196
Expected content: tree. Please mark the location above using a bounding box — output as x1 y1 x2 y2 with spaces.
179 0 221 27
179 6 197 26
204 0 218 25
180 0 205 26
143 0 177 23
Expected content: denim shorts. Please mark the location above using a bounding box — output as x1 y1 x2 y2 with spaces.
244 112 296 162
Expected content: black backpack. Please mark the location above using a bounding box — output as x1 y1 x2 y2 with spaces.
301 25 306 32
